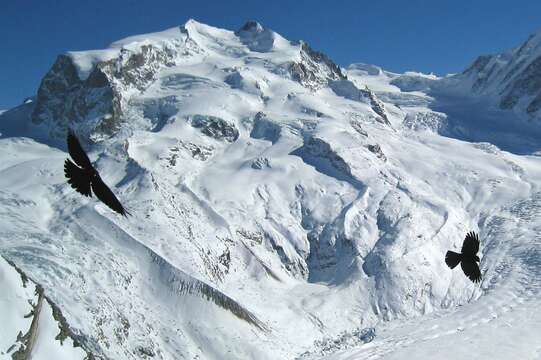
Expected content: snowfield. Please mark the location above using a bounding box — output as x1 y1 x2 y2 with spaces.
1 19 541 359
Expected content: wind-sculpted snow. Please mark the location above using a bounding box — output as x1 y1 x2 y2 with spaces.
3 19 541 360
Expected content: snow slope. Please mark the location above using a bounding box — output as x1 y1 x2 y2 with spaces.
1 19 541 359
312 35 541 360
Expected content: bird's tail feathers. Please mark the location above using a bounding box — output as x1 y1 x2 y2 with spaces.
122 207 132 217
445 251 462 269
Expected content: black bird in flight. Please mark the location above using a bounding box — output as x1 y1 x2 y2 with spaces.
445 231 481 283
64 130 129 216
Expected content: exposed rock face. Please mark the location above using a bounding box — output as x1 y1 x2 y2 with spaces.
32 40 181 139
329 81 391 126
501 56 541 113
251 157 271 169
190 115 239 142
454 30 541 119
250 112 282 143
462 55 494 92
235 21 276 52
367 144 387 161
364 86 391 126
295 136 354 180
224 71 244 89
31 55 120 139
350 120 368 136
288 42 347 90
182 142 214 161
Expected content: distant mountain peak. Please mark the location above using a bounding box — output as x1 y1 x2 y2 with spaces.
453 28 541 118
235 20 276 52
237 20 264 34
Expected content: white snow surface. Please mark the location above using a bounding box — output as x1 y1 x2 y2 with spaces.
1 19 541 359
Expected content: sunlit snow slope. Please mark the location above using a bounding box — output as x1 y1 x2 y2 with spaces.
2 20 541 360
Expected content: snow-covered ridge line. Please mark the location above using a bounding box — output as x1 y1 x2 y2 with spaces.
386 28 541 121
0 255 95 359
31 19 349 141
78 205 268 332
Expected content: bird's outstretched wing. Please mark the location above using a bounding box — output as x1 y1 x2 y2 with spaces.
461 260 481 283
461 231 479 256
90 174 128 216
64 159 92 197
67 130 92 170
445 251 461 269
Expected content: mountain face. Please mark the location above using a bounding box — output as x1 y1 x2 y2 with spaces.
2 19 541 360
436 29 541 120
30 20 347 142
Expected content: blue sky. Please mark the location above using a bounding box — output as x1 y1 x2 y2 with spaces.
2 0 540 109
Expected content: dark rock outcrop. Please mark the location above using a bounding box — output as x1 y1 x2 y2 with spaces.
501 56 541 113
367 144 387 161
32 43 179 139
235 21 276 52
250 112 282 143
251 157 271 169
190 115 239 142
32 55 120 138
283 42 346 90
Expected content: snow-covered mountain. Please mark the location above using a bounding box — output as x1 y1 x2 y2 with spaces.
2 19 541 360
386 28 541 122
452 29 541 119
